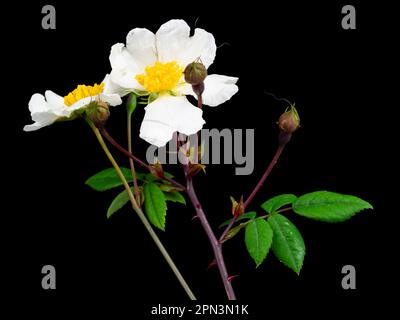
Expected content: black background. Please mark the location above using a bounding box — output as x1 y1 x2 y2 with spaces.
3 0 397 318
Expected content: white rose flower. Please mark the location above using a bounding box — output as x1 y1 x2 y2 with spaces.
24 75 122 132
107 19 239 147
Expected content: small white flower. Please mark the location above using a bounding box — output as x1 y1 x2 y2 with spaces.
107 19 239 147
24 76 122 132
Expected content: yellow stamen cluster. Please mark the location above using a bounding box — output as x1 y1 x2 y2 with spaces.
136 61 183 93
64 83 105 107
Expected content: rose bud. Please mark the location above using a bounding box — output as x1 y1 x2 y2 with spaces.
184 61 208 85
86 101 110 127
149 160 164 179
278 104 300 134
277 104 300 145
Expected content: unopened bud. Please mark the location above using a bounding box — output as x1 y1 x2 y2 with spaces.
231 195 245 217
149 160 164 178
188 163 206 178
278 104 300 134
86 101 110 127
184 61 208 85
126 92 137 115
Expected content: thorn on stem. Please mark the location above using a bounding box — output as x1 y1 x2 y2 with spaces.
227 275 239 282
207 259 217 270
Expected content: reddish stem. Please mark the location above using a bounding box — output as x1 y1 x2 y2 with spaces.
243 144 285 208
183 164 237 300
181 89 236 298
99 127 186 191
219 142 287 242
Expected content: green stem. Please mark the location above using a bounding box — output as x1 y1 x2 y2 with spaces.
89 121 196 300
127 112 141 207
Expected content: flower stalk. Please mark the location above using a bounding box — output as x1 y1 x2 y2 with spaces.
178 90 236 299
127 108 141 206
88 120 196 300
243 143 286 209
220 105 299 242
99 127 186 191
183 163 237 300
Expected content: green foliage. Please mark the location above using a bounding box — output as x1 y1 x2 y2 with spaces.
145 173 157 183
85 168 145 191
293 191 373 222
145 172 174 183
221 223 248 243
158 184 180 192
85 168 175 193
163 192 186 205
143 182 167 230
261 194 297 214
245 218 273 267
107 188 134 218
219 212 257 228
86 168 184 225
268 214 305 274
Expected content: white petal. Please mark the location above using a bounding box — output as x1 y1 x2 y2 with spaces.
28 93 51 113
202 74 239 107
139 121 176 147
59 93 122 118
181 74 239 107
126 28 157 69
156 19 191 63
140 94 205 147
180 28 216 68
102 74 129 97
110 43 137 70
110 69 144 92
156 20 217 68
109 43 143 90
99 93 122 107
24 94 59 131
45 90 64 109
60 96 94 116
24 122 50 132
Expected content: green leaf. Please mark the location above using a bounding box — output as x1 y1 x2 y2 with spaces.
162 172 174 179
86 168 132 191
268 214 305 274
163 192 186 205
293 191 373 222
219 212 257 228
261 194 297 214
145 173 157 182
143 182 167 230
85 168 145 191
158 184 181 192
221 222 247 243
107 188 134 219
145 171 174 183
245 218 273 267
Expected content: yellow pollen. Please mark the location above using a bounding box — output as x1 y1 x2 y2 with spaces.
64 83 105 107
135 61 183 93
